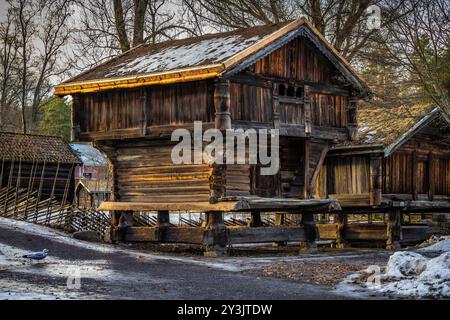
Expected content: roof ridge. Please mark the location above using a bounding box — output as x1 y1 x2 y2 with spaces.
55 17 369 96
58 21 292 87
0 131 66 139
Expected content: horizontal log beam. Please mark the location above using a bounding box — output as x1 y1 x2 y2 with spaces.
99 197 342 213
228 226 306 244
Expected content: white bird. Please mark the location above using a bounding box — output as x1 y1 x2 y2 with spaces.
22 249 49 261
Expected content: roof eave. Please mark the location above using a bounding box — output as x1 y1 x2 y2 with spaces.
55 17 370 96
54 64 224 96
383 107 443 157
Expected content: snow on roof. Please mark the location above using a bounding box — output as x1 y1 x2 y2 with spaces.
54 18 370 96
70 143 107 166
63 22 290 84
105 35 262 79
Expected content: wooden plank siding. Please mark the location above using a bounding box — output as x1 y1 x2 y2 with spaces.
254 36 335 83
383 137 450 197
318 128 450 207
76 81 215 135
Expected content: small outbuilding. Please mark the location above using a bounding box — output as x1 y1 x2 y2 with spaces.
0 132 82 206
315 103 450 248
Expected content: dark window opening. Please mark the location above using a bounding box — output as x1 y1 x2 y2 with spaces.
278 84 286 96
287 86 295 97
296 86 304 98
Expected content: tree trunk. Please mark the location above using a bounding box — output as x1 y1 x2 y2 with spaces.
132 0 149 47
113 0 131 52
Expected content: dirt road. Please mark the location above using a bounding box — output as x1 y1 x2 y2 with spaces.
0 218 387 300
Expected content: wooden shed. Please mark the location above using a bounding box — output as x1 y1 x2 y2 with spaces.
55 18 372 253
315 104 450 248
0 132 82 208
75 179 111 209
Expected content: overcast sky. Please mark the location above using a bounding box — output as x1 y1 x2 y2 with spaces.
0 0 7 22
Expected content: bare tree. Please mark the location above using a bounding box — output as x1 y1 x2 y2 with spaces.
0 10 21 131
3 0 73 133
381 0 450 112
30 0 73 126
71 0 196 71
11 0 37 133
182 0 413 61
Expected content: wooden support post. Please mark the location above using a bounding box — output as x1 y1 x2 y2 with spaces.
347 97 358 141
272 84 281 129
309 142 329 198
304 140 311 198
140 91 149 136
304 86 312 135
386 209 402 250
210 80 231 203
214 80 231 131
273 213 287 247
412 150 418 200
370 155 382 207
203 211 228 257
299 213 318 253
157 210 170 242
71 94 81 142
248 212 263 227
336 213 348 248
428 152 435 201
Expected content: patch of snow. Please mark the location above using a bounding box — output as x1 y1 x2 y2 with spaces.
384 252 427 278
0 292 60 300
348 251 450 299
417 237 450 254
106 35 262 77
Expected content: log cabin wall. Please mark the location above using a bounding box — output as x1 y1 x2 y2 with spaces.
99 139 212 203
71 35 360 204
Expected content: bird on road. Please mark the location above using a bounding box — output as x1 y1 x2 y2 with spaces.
22 249 49 262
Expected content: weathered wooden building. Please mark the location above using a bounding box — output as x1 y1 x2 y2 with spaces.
0 132 81 207
75 180 111 209
315 104 450 248
55 18 374 253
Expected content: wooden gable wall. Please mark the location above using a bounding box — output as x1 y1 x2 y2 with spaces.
229 36 351 128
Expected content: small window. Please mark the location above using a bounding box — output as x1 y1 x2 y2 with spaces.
278 84 286 96
296 86 304 98
83 173 93 179
287 86 295 97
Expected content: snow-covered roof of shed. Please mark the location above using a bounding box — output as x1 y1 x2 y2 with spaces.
70 143 108 166
54 18 370 96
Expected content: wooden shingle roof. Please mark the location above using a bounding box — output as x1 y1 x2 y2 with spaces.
0 132 82 164
54 18 370 96
336 103 450 156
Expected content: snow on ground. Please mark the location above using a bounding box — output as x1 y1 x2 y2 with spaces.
341 237 450 299
417 236 450 254
0 217 378 273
